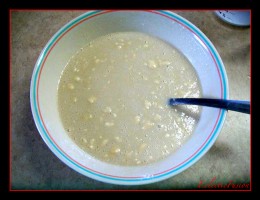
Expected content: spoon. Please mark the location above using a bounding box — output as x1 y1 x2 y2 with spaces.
168 98 250 114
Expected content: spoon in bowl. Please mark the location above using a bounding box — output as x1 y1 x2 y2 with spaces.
168 98 250 114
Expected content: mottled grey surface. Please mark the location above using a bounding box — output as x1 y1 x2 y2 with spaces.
11 11 250 190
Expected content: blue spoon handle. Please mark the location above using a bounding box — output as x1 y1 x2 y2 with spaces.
169 98 250 114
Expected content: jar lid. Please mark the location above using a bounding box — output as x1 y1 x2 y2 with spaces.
215 10 250 27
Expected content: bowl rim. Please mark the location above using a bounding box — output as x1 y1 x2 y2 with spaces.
30 10 229 185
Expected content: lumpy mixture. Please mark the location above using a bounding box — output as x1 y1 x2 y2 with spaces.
58 32 201 166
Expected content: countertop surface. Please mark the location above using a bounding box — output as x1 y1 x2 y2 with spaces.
11 11 250 190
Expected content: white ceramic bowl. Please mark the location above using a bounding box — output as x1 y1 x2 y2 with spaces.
30 10 228 185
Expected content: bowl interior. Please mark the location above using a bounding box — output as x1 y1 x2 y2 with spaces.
31 10 228 185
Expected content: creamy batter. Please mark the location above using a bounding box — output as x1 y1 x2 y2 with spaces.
58 32 201 166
